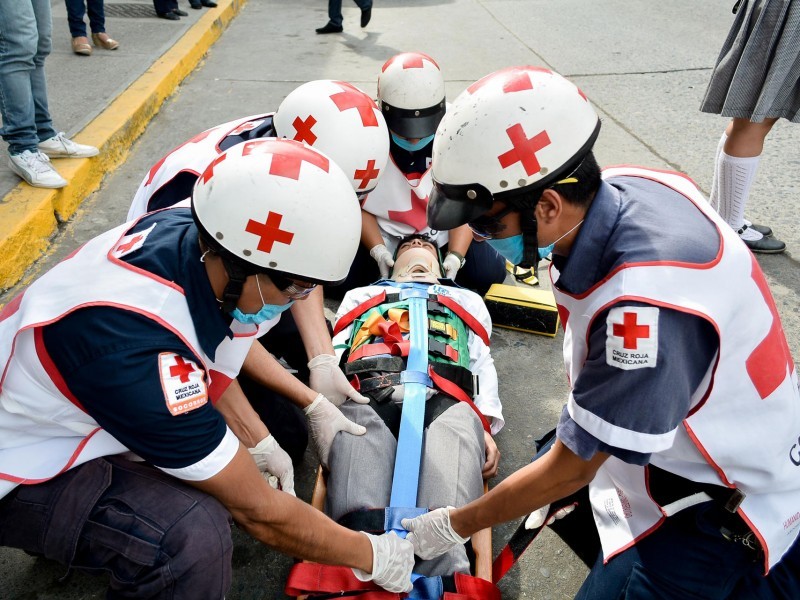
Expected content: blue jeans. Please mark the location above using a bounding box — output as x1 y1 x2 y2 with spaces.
65 0 106 38
0 0 57 155
327 0 372 27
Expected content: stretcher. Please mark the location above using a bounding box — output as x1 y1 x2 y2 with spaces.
286 469 494 600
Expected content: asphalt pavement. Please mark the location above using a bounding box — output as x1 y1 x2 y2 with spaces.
1 0 799 598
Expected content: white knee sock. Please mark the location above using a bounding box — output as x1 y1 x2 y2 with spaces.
715 149 761 237
709 132 727 211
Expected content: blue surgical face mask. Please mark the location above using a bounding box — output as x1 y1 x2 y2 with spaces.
391 132 435 152
487 234 524 265
537 243 555 260
230 301 293 325
229 273 294 325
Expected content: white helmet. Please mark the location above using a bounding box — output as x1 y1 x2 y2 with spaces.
192 138 361 290
427 66 600 230
377 52 446 139
274 80 389 196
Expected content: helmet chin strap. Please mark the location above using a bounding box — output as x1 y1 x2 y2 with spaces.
220 258 253 314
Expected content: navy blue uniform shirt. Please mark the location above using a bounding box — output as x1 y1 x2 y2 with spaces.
40 210 232 470
552 176 719 465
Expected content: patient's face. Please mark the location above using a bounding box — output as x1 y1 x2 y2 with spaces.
392 238 442 282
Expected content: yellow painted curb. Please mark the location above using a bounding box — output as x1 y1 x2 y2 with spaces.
0 0 247 292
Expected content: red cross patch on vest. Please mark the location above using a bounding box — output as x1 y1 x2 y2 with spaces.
112 223 157 259
158 352 208 416
605 306 659 370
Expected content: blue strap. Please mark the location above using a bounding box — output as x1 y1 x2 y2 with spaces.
401 370 433 387
384 507 427 532
388 287 429 531
409 575 444 599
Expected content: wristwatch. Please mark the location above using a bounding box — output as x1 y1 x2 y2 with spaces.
447 251 466 269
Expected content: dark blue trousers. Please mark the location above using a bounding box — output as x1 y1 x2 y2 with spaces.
64 0 105 37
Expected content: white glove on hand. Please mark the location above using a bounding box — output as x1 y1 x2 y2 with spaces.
524 503 576 529
304 393 366 468
352 531 414 593
369 244 395 279
401 506 469 560
248 435 295 496
308 354 369 407
442 252 463 280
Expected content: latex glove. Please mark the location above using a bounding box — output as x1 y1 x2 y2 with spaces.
308 354 370 407
248 435 295 496
442 252 463 280
369 244 395 279
402 506 469 560
352 531 414 593
524 503 577 529
304 393 366 468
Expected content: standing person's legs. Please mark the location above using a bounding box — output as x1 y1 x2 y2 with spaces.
327 0 344 27
64 0 89 38
0 0 43 155
30 0 57 143
416 402 485 576
711 117 784 252
86 0 106 34
0 456 233 599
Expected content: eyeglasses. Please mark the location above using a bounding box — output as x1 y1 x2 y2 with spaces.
468 205 516 240
267 272 317 300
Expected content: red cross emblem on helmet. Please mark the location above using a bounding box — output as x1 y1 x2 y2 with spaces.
330 81 379 127
242 139 329 180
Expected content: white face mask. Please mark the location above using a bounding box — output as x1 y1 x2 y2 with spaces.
391 247 442 283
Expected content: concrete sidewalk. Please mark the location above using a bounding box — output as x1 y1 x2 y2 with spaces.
0 0 245 292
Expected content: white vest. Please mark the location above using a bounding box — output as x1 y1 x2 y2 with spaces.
0 217 257 498
361 156 449 254
127 113 274 221
551 166 800 571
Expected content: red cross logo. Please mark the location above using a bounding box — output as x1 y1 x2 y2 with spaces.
145 129 214 186
497 124 551 176
330 82 379 127
745 255 795 399
467 66 549 95
169 356 196 383
291 115 318 145
612 312 650 350
246 211 295 252
229 119 263 136
241 139 329 180
200 153 227 184
354 159 381 190
116 234 143 254
382 52 439 71
388 190 429 231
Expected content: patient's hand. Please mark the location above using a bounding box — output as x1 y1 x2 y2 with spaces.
482 431 500 479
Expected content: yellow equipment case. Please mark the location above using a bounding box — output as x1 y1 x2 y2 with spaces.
483 283 560 337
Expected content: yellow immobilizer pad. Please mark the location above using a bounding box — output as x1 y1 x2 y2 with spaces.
483 283 560 337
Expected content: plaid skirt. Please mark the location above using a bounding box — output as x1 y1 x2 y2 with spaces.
700 0 800 122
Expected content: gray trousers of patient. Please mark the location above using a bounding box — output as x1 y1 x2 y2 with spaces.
326 400 486 576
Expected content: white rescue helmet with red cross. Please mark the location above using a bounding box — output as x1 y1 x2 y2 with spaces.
273 80 389 196
192 138 361 284
377 52 446 139
427 66 601 230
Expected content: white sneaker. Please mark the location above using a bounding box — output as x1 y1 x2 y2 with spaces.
8 150 68 188
38 132 99 158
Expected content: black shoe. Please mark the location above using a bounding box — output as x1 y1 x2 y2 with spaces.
316 22 343 34
189 2 202 8
157 11 180 19
172 8 188 16
738 226 786 254
201 0 217 6
360 7 372 27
